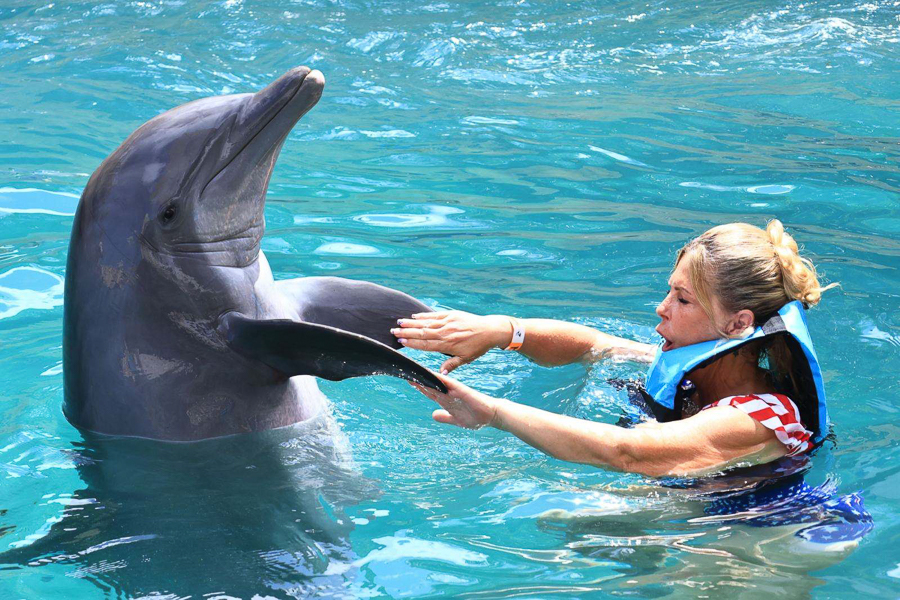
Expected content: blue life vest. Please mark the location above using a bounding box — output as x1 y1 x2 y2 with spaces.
643 301 829 444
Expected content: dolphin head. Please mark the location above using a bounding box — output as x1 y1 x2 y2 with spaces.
79 66 323 268
64 67 333 439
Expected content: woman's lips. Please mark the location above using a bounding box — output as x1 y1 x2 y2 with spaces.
656 325 674 351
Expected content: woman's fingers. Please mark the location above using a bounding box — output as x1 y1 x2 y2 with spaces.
392 312 496 371
415 372 461 399
410 374 494 430
391 318 452 348
409 381 441 403
410 378 453 405
400 315 450 328
398 338 442 352
412 311 451 320
393 326 440 340
410 380 440 398
432 409 458 426
434 371 459 390
416 384 459 415
440 356 468 374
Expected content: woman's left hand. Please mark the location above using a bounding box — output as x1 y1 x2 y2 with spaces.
411 373 504 430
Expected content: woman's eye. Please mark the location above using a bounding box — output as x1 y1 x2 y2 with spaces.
678 298 689 305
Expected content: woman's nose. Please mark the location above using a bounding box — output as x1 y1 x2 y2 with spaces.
656 295 669 318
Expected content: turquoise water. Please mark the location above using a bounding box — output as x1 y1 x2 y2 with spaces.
1 0 899 597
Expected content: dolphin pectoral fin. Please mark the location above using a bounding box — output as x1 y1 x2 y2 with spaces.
276 277 432 348
219 312 448 393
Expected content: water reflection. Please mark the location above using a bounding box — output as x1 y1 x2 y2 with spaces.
2 415 377 598
0 266 64 320
527 473 870 596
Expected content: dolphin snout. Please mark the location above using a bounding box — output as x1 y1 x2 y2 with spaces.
198 66 325 223
249 66 324 128
304 69 325 88
266 65 316 94
276 65 324 89
226 65 324 163
283 65 312 83
254 66 323 105
292 68 324 110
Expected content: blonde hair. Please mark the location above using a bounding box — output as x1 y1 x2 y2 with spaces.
676 220 836 333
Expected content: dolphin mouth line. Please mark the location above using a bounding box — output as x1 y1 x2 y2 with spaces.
139 221 263 263
169 221 264 251
199 69 316 200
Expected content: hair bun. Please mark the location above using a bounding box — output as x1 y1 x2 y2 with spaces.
766 219 834 307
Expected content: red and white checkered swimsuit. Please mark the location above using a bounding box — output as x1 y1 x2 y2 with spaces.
702 393 813 457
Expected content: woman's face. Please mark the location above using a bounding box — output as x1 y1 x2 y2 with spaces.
655 258 723 351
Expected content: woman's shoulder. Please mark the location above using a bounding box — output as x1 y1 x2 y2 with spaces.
706 393 799 417
703 393 812 456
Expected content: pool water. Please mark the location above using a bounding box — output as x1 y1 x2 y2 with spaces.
1 0 899 597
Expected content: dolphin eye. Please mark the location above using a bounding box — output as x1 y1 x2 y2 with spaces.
161 204 177 224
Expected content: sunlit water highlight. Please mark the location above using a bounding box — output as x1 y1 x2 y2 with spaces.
0 0 898 597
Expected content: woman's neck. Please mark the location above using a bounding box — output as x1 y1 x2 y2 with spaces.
688 350 774 408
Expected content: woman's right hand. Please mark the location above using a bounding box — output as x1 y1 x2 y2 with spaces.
391 310 512 373
410 373 504 430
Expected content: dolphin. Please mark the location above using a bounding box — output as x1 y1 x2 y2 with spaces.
63 66 444 441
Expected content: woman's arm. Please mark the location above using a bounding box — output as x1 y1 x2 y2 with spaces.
413 375 787 477
393 311 656 373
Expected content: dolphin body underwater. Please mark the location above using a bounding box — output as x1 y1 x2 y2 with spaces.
63 66 444 441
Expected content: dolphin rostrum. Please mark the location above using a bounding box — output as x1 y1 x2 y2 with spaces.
63 66 445 441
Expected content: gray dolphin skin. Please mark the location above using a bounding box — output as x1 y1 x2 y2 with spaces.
63 66 445 441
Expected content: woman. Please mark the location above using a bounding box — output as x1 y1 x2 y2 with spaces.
393 220 835 477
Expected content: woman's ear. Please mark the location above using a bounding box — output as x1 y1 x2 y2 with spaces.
724 309 756 337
